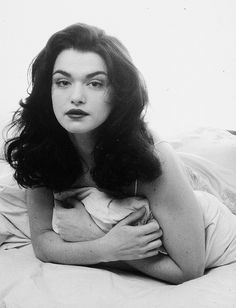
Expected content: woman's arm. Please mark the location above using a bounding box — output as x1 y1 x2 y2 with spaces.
27 187 161 265
132 141 205 284
27 187 105 264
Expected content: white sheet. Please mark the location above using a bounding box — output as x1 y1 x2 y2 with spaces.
0 245 236 308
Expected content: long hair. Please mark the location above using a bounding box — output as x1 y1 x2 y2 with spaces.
4 23 162 195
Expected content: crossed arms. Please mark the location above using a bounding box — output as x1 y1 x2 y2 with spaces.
27 142 205 284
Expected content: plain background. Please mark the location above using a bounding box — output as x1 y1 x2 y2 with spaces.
1 0 235 140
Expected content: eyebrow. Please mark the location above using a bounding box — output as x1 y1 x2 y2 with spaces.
52 70 108 79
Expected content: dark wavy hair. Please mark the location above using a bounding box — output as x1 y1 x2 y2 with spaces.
4 23 162 195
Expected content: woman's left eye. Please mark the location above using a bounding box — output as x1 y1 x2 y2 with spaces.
88 81 103 88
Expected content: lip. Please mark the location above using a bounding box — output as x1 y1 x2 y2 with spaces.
65 109 89 116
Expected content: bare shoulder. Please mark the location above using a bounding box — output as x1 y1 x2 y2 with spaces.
138 141 192 205
154 139 186 176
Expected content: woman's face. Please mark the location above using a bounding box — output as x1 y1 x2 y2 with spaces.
51 49 112 137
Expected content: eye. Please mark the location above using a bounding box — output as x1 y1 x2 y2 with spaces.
88 80 103 88
54 79 71 88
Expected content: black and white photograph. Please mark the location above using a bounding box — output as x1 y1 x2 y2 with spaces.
0 1 236 307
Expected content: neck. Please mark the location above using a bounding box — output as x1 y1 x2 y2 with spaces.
69 133 95 169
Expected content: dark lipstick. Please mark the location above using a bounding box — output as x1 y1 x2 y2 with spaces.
66 109 89 116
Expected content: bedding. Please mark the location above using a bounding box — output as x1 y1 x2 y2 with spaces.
1 127 236 308
53 187 152 233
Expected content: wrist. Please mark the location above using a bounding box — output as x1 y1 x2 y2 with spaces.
96 236 114 263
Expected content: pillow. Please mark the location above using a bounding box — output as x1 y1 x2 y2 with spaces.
0 159 30 250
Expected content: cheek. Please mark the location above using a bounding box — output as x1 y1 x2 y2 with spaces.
51 91 64 112
51 97 64 125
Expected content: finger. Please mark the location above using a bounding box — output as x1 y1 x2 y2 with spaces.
143 249 160 259
117 208 146 226
145 239 163 251
134 220 161 234
144 230 163 243
149 218 161 229
131 247 161 260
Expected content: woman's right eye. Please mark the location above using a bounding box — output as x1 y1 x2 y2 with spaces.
54 80 70 87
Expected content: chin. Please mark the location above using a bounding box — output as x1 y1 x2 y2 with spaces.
66 126 96 136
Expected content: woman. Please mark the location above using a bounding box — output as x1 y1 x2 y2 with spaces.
5 23 233 285
5 22 166 269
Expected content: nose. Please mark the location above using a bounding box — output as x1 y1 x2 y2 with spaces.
70 83 86 105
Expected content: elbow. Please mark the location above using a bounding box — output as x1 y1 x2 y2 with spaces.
31 230 57 263
177 264 205 285
32 235 53 263
171 271 204 285
183 270 204 284
165 265 205 285
169 260 205 285
33 243 49 263
189 256 205 280
177 250 206 284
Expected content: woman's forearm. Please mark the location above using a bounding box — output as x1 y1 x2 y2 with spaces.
33 230 108 265
35 229 202 284
126 254 204 284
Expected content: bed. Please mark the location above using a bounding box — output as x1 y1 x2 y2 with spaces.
1 127 236 308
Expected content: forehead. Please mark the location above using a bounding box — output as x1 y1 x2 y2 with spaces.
53 49 108 75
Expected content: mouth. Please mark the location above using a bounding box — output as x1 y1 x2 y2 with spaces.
65 109 89 117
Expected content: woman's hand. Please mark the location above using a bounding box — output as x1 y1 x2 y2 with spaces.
101 208 163 262
55 198 104 242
